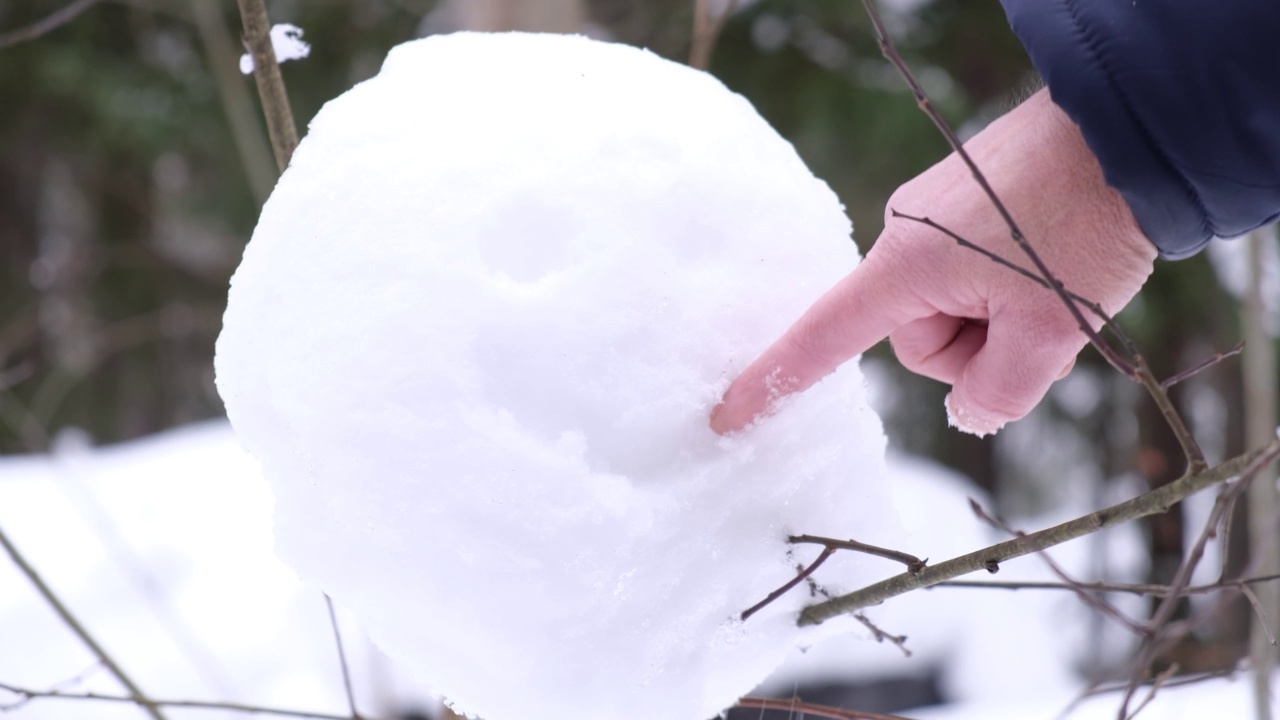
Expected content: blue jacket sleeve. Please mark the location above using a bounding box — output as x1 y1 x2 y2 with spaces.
1000 0 1280 258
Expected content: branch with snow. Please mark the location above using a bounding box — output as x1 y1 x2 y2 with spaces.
239 23 311 75
235 1 299 171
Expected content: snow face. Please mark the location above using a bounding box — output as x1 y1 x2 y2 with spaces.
215 32 895 720
239 24 310 75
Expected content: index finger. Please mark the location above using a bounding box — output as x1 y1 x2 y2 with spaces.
709 250 927 434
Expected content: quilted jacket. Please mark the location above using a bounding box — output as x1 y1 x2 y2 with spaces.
1001 0 1280 258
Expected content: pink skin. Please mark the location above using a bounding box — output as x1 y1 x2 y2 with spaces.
710 89 1158 437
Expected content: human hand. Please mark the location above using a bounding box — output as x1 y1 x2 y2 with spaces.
710 89 1157 436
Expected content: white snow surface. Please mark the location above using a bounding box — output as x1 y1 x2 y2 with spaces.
908 673 1278 719
239 24 310 75
2 422 1267 719
215 32 896 720
0 423 431 720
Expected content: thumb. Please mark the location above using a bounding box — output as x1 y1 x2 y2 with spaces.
944 306 1086 436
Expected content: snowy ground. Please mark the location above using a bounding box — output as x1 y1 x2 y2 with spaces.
0 421 1271 719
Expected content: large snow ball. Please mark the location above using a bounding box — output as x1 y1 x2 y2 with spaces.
216 32 897 720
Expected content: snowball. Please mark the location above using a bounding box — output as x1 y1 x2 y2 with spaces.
239 23 311 75
215 32 896 720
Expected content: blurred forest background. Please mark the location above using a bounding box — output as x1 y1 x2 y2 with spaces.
0 0 1272 684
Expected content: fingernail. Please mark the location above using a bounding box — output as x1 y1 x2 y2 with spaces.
709 387 740 434
709 402 729 434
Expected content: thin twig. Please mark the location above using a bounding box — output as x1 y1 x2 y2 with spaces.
1118 442 1279 717
891 210 1119 340
1057 666 1239 719
0 682 370 720
0 663 101 712
236 0 299 171
1080 666 1237 701
734 696 919 720
1132 355 1208 474
798 438 1280 626
1241 585 1277 646
1123 663 1179 720
0 525 167 720
854 613 911 657
742 546 836 620
1113 506 1280 719
1160 341 1244 389
789 534 927 574
0 0 102 49
324 594 361 719
968 499 1148 636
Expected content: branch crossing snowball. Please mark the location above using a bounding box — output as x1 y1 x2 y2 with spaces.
216 32 897 720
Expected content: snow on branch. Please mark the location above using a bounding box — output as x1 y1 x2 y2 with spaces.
239 23 310 75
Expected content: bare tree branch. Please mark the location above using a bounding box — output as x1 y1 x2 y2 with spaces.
1058 666 1238 718
1160 340 1244 390
0 0 103 49
1118 442 1280 717
891 210 1118 330
324 594 362 719
789 534 926 574
0 663 101 713
854 613 911 657
0 681 373 720
1123 663 1179 720
799 439 1280 626
0 525 167 720
1241 584 1277 647
934 573 1280 597
742 545 837 621
734 695 920 720
236 0 299 171
744 534 927 621
1132 354 1208 474
968 499 1147 636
